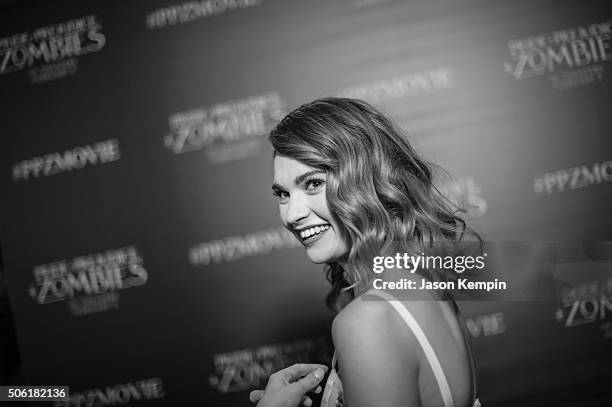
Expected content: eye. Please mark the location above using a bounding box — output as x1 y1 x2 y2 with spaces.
305 177 325 191
272 189 289 203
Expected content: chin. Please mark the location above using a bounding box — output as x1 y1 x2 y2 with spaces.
305 249 333 264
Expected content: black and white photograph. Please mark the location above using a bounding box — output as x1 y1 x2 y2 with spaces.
1 0 611 406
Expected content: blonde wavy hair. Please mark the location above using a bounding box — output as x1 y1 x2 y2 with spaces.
270 98 476 310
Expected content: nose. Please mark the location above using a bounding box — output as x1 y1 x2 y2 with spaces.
286 193 310 225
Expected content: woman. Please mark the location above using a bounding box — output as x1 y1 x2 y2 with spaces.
251 98 480 407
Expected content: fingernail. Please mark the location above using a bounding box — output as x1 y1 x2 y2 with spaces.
313 367 325 380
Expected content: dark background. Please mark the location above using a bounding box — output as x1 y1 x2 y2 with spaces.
1 0 611 406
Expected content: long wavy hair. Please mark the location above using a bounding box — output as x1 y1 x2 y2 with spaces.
270 97 477 311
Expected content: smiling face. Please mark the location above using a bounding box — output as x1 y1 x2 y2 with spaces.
272 155 348 264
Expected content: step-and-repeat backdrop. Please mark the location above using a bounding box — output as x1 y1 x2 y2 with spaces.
1 0 611 406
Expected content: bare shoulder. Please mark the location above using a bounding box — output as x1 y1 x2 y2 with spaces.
331 294 471 407
332 293 391 337
330 293 422 406
332 292 446 340
332 294 406 346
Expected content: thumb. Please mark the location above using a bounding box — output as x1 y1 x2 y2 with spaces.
293 367 327 393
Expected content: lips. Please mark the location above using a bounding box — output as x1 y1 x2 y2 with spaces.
295 224 330 243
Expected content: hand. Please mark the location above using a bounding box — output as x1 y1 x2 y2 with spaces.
249 363 328 407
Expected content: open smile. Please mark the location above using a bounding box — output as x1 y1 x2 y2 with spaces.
295 224 330 245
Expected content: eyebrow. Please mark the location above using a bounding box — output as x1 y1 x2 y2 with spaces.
272 170 326 191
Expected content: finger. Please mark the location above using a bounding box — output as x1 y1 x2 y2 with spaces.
301 395 313 407
274 363 328 383
249 390 264 403
306 385 323 395
292 367 327 393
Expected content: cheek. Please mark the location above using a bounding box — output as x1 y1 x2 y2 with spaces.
278 205 288 224
311 194 331 217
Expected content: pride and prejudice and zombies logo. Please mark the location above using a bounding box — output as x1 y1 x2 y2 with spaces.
209 337 332 393
28 246 148 316
0 14 105 84
504 20 612 90
555 278 612 339
164 92 286 164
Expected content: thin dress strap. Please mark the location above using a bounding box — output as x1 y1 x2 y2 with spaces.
367 290 455 407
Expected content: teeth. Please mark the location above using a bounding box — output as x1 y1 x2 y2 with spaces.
299 225 330 239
